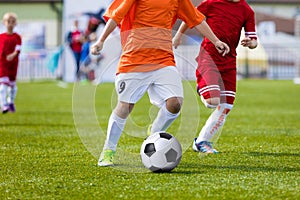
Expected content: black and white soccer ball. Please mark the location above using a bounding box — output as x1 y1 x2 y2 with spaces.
140 131 182 173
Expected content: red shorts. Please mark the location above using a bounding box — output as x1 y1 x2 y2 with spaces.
0 60 19 82
196 49 236 105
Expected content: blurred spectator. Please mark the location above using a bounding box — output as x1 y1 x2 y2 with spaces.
79 32 103 83
66 19 83 80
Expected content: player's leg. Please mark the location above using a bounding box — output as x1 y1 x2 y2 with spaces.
80 56 91 82
8 64 18 112
0 76 10 113
103 101 134 151
194 68 236 153
0 62 10 113
194 103 233 153
7 63 18 112
196 50 221 109
193 61 221 153
98 72 151 166
73 52 81 81
147 66 183 134
7 81 17 112
98 101 134 166
149 97 182 135
215 68 236 137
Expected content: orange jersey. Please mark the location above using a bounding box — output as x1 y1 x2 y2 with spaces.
104 0 205 73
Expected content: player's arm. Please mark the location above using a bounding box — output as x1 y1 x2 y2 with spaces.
6 51 18 61
173 20 230 56
91 18 117 55
243 7 257 49
175 0 229 56
194 21 230 56
172 22 189 49
91 0 135 55
6 36 21 61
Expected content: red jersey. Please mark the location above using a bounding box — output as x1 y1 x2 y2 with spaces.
0 32 22 62
0 32 22 81
69 30 82 53
197 0 257 66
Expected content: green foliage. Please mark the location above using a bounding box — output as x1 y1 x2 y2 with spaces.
0 80 299 199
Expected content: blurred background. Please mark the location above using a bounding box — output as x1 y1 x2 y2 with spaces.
0 0 299 83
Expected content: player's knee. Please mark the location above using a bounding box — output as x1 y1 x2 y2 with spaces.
114 102 134 118
166 97 182 114
207 97 220 106
201 96 220 108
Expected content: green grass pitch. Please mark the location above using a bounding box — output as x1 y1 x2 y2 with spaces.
0 79 299 199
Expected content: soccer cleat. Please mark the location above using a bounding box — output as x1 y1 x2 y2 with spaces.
147 124 152 136
2 105 9 114
9 103 16 113
98 149 116 167
192 138 218 154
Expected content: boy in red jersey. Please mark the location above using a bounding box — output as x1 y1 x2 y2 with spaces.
91 0 230 166
0 12 22 113
173 0 258 153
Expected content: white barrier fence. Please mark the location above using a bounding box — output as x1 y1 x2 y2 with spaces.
18 50 57 81
17 45 299 82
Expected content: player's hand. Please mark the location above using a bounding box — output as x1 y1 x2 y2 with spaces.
172 34 182 49
6 53 16 61
241 37 257 49
241 37 252 47
91 42 104 55
215 41 230 56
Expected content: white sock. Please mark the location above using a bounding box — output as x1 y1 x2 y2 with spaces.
103 111 127 151
7 85 17 104
151 103 180 134
0 84 8 107
196 103 233 143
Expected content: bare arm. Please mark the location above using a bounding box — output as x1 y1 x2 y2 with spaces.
194 21 230 56
173 21 230 56
172 22 189 49
6 50 19 61
91 18 118 55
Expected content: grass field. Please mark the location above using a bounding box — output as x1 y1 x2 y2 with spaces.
0 79 299 199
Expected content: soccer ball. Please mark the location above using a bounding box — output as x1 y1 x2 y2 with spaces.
140 131 182 172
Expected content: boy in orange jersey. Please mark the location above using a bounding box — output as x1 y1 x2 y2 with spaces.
173 0 258 153
0 12 22 113
91 0 230 166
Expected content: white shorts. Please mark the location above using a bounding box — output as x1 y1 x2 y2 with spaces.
115 66 183 107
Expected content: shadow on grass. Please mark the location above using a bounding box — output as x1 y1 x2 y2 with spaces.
95 161 300 174
171 164 300 174
197 164 299 172
173 155 300 174
109 151 300 174
245 151 300 157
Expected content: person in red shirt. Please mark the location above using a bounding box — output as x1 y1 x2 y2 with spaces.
0 12 22 113
67 20 83 80
91 0 230 166
173 0 258 153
